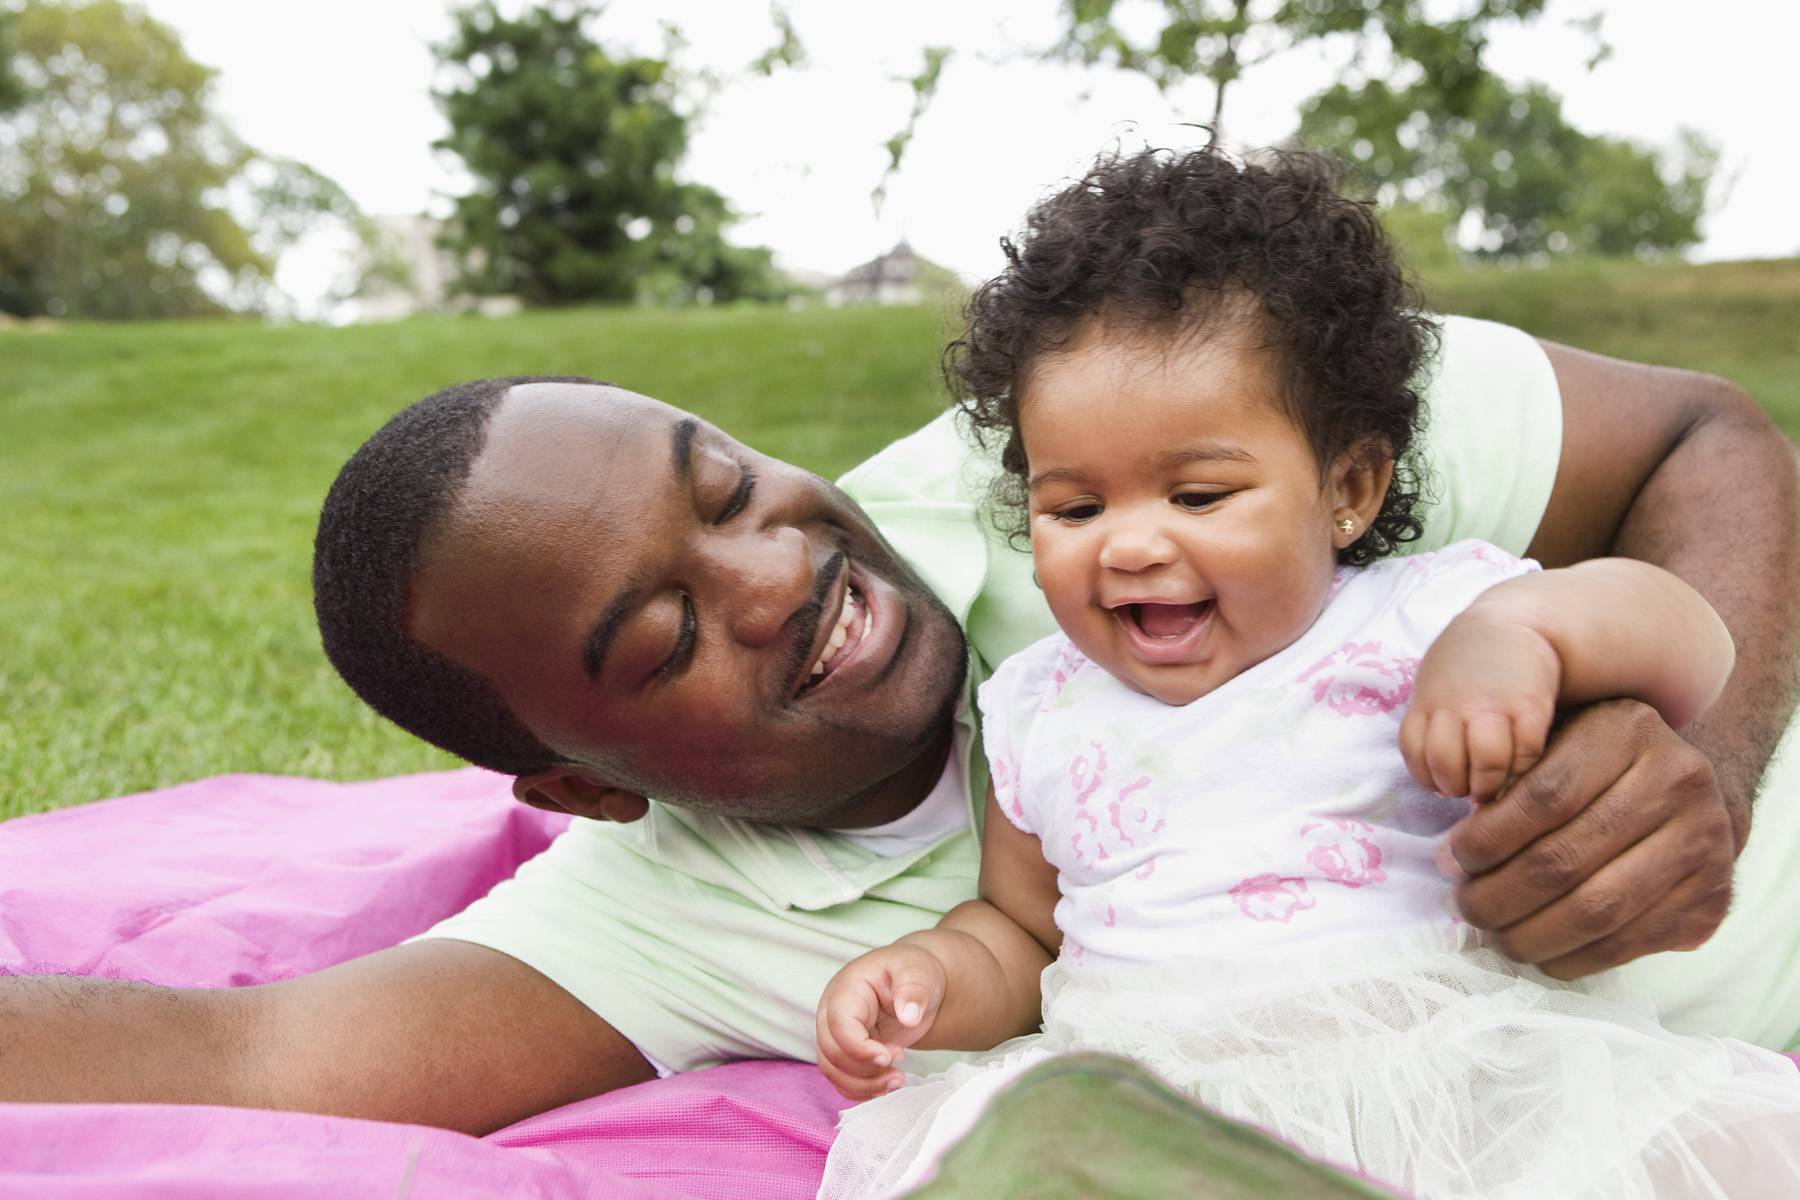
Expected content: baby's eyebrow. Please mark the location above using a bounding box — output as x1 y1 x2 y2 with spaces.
1161 444 1257 467
1028 443 1258 490
1027 465 1088 491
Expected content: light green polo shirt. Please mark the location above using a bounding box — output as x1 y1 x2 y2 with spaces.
418 316 1800 1069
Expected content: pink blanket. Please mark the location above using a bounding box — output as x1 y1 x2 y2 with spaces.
3 770 1796 1198
0 769 851 1198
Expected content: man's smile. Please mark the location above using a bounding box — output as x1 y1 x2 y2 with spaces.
794 559 901 701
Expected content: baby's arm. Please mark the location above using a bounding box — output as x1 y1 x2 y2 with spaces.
1403 559 1735 800
816 782 1060 1099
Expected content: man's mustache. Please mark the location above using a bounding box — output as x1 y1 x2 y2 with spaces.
782 550 848 689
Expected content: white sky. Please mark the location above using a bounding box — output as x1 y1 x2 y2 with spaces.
138 0 1799 308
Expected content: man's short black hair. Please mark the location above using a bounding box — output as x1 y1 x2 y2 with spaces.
312 375 605 777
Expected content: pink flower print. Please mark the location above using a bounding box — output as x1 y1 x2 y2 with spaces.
1229 874 1316 924
1297 641 1420 716
992 751 1024 822
1068 740 1107 803
1041 641 1091 711
1067 741 1109 867
1107 776 1164 879
1449 541 1503 568
1299 817 1387 888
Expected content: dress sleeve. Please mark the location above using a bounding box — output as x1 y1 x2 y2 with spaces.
1391 539 1542 651
975 634 1081 837
1407 316 1563 557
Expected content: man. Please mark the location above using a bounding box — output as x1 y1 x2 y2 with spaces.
2 319 1797 1138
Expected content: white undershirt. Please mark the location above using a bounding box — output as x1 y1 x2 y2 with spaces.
834 726 971 857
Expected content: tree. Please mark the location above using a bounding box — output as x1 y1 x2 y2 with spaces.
1299 76 1713 259
0 0 361 319
0 9 23 113
1054 0 1547 138
433 1 782 307
762 2 1708 263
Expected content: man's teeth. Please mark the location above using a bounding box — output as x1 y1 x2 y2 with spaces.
810 588 869 679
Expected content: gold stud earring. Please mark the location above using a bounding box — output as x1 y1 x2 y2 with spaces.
1336 517 1356 535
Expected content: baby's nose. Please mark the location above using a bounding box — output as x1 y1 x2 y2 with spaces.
1097 522 1178 573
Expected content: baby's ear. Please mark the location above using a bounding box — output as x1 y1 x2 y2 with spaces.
1329 439 1396 537
512 767 650 824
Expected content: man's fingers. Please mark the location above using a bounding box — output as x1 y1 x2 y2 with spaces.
1537 863 1734 980
1447 714 1639 874
1455 761 1670 931
1473 823 1692 965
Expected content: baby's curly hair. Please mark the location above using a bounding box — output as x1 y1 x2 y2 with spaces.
944 143 1437 566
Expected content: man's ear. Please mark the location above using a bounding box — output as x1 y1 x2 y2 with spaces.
1327 439 1396 550
512 767 650 824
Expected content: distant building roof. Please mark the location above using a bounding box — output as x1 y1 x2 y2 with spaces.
837 241 932 287
826 242 956 307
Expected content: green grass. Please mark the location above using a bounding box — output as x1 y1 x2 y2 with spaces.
5 257 1797 818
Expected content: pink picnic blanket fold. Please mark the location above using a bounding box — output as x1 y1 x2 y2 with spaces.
0 769 848 1198
1 771 1794 1198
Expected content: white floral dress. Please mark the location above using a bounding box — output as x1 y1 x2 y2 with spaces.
820 542 1800 1200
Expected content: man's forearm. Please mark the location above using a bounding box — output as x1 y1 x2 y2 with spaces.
0 975 252 1106
1608 381 1800 835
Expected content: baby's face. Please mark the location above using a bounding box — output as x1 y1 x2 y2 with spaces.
1021 320 1353 706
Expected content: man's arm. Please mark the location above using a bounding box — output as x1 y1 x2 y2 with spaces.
1447 340 1800 977
0 940 655 1134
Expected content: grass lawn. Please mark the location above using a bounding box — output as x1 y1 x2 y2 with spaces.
5 256 1798 819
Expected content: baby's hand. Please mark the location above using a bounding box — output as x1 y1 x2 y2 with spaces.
815 942 946 1100
1401 608 1562 802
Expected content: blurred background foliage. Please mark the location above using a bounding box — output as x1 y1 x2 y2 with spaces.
1 0 1790 810
432 1 787 307
0 0 1730 324
0 0 366 318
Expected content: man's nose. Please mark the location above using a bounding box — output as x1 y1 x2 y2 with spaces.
706 523 818 647
1096 513 1177 574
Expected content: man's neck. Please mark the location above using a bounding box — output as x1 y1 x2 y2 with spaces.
815 723 955 831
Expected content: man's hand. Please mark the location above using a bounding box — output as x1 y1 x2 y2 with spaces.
1444 699 1742 980
815 943 946 1100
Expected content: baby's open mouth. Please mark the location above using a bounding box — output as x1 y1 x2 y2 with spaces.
1121 601 1212 639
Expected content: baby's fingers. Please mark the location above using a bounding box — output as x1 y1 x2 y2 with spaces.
821 991 892 1072
1422 709 1471 798
887 961 943 1032
815 1019 902 1099
1463 712 1517 801
1400 708 1434 793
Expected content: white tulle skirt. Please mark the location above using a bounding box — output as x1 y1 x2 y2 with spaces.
820 925 1800 1199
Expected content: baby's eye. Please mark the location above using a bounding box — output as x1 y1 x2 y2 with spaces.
1172 491 1227 511
1051 502 1103 524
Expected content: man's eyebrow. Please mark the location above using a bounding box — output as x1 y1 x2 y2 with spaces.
583 584 641 681
671 417 698 480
